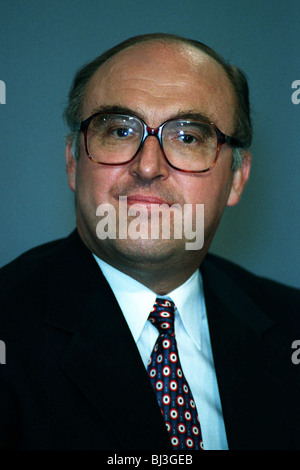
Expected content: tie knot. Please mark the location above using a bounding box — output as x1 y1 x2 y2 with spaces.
148 297 175 335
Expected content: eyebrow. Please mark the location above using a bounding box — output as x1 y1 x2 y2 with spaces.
89 104 213 125
90 104 138 116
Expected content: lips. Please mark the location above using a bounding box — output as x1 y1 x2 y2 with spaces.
125 194 172 206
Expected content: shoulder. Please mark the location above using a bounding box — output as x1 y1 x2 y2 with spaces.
0 230 98 346
0 236 68 293
0 231 89 314
203 252 300 318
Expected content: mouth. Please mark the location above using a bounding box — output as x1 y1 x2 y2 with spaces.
125 194 173 207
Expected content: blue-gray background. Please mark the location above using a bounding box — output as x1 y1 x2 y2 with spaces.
0 0 299 288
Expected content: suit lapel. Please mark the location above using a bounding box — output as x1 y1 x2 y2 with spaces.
201 256 299 449
43 232 298 449
44 231 171 450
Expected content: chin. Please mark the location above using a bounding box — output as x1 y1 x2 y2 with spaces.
99 237 187 265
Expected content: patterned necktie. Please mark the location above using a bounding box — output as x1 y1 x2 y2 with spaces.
147 297 204 450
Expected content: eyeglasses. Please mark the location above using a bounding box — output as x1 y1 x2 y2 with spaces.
79 112 243 173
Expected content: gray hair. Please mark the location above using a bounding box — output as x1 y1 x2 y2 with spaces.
64 33 252 170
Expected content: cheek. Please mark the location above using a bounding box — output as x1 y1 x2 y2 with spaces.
179 172 230 204
204 173 233 226
180 169 233 221
75 158 117 206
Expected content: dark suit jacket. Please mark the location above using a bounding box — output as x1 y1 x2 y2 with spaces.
0 230 299 450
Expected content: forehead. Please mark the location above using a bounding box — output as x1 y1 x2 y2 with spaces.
82 41 236 132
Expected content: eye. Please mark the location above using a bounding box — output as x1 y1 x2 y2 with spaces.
112 127 133 138
178 133 196 145
173 123 215 147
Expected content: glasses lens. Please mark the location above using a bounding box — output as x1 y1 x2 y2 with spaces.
87 114 143 163
162 120 218 171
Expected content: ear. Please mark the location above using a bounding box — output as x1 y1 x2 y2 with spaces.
227 151 251 207
65 137 77 192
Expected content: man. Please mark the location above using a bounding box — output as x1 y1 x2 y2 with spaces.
0 33 299 450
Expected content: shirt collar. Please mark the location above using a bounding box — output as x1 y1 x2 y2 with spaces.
167 269 204 350
93 255 204 350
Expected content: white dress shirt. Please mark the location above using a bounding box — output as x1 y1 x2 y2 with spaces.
93 254 228 450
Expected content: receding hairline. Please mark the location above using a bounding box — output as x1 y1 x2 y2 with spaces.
92 36 215 66
84 35 232 99
79 36 237 128
64 33 252 154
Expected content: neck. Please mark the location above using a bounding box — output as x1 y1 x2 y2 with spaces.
106 256 203 295
90 245 206 295
77 225 209 294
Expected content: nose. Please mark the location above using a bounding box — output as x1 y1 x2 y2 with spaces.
129 135 170 182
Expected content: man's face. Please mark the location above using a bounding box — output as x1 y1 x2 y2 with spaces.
66 41 250 274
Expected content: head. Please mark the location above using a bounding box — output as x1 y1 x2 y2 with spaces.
65 33 252 169
64 33 252 290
